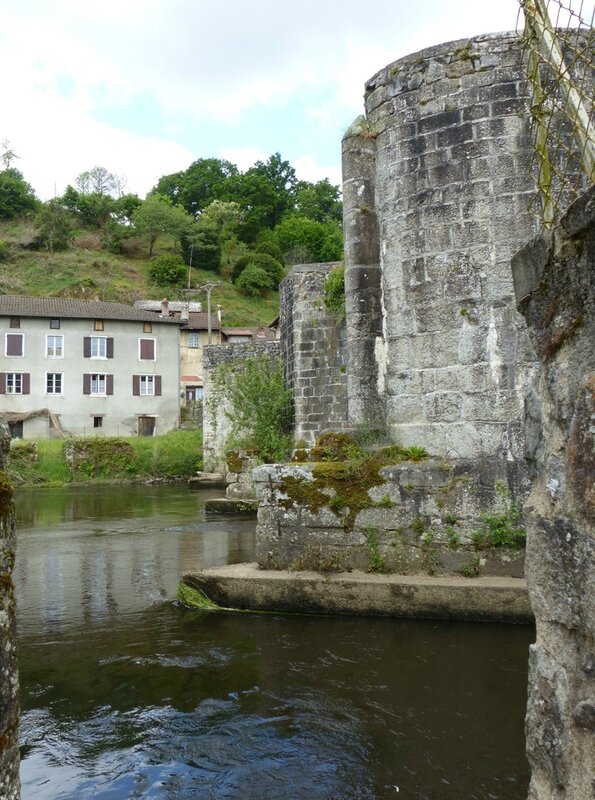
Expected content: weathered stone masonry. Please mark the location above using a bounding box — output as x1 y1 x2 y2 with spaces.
0 418 19 800
512 187 595 800
279 263 348 445
344 33 540 473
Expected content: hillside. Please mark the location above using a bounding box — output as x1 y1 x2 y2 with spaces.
0 220 280 327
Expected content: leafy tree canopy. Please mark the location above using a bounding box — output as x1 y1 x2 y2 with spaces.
132 194 192 257
0 167 38 220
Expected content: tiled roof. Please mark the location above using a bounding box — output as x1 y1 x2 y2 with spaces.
184 312 221 331
221 326 277 340
0 295 180 324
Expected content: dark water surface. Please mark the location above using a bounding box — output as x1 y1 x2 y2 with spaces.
15 485 533 799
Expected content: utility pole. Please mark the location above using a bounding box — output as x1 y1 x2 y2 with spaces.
195 283 220 344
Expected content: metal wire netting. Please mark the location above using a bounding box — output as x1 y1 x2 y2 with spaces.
518 0 595 224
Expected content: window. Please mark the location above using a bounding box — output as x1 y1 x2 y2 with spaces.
5 333 24 357
0 373 29 395
83 373 113 395
94 320 104 331
139 338 155 360
50 319 61 329
143 322 152 333
132 374 162 396
187 332 200 348
46 334 64 358
9 317 20 328
83 336 113 358
46 373 63 394
93 416 103 429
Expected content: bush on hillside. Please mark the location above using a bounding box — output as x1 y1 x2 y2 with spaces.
147 254 187 287
231 251 284 286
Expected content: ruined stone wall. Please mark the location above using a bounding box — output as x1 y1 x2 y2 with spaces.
0 418 19 800
202 341 280 471
280 263 348 445
512 188 594 800
343 33 540 476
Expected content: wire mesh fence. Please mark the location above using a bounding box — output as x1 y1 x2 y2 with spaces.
518 0 595 225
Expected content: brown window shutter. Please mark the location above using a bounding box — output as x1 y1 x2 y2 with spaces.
0 373 5 394
106 338 114 359
83 337 91 358
106 375 114 395
140 338 155 359
22 373 30 395
83 374 91 394
155 376 162 396
132 375 140 395
6 334 23 356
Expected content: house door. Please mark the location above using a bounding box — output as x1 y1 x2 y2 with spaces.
138 416 156 437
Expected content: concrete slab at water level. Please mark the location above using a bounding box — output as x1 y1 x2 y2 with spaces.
182 563 532 623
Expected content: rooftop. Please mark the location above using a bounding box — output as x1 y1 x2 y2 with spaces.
0 295 180 324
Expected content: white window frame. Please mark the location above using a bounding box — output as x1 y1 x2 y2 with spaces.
6 373 23 394
90 374 107 395
90 336 107 359
46 334 64 359
139 375 155 396
46 372 63 395
187 332 200 348
138 337 156 361
5 332 24 358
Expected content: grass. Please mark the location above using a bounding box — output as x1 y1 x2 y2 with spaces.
7 429 203 487
0 220 280 326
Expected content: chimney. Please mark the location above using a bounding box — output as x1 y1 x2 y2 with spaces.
217 304 222 323
181 302 189 322
161 298 169 318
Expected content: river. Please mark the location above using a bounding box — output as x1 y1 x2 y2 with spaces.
14 484 533 799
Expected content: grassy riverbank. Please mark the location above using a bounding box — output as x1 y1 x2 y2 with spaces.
7 430 202 487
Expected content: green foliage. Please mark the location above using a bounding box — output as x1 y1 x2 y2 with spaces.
236 264 275 297
295 178 342 223
0 168 38 220
132 194 192 257
273 214 342 264
231 251 284 286
182 220 221 272
461 556 481 577
221 356 292 463
6 430 202 486
446 526 461 549
177 583 222 610
365 527 388 573
411 517 426 535
324 265 345 321
147 254 187 287
35 201 74 251
75 191 115 229
471 482 526 549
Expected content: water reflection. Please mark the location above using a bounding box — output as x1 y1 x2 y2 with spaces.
15 485 533 799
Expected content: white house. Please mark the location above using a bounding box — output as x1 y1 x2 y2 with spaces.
0 296 181 438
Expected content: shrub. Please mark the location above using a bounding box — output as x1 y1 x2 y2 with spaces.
231 251 284 286
236 264 275 297
324 265 345 321
147 254 187 287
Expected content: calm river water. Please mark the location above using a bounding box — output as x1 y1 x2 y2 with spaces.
14 484 533 800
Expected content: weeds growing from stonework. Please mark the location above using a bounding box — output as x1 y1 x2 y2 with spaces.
471 481 526 550
218 355 293 463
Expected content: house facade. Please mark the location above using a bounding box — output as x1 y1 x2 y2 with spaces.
0 296 181 438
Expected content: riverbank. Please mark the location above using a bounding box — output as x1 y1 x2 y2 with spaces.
182 563 533 623
6 429 202 487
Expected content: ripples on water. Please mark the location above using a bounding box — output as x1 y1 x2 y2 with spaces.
15 485 533 799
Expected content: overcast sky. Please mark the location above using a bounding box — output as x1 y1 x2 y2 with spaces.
2 1 528 199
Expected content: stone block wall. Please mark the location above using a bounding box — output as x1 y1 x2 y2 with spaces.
0 418 19 800
512 187 594 800
280 263 348 444
253 458 525 580
343 33 540 468
202 341 280 472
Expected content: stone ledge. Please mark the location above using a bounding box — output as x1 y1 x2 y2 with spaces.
182 563 532 623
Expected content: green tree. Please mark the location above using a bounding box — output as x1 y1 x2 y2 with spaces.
35 200 74 252
76 191 115 229
0 168 38 220
295 178 342 223
132 194 192 257
273 214 342 264
153 158 238 216
75 165 124 197
182 220 221 273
